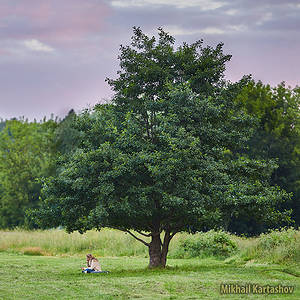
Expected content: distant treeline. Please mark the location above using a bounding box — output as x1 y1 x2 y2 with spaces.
0 109 77 229
0 81 299 234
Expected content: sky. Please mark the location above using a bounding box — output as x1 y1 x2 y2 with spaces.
0 0 299 120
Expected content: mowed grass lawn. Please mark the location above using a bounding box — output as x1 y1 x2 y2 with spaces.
0 253 299 299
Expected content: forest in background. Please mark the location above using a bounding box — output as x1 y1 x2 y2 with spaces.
1 80 299 235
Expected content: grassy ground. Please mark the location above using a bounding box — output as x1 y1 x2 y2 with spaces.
0 253 299 299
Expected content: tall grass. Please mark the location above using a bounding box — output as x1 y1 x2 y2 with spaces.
1 228 299 266
0 229 224 258
0 228 188 257
0 228 149 257
238 228 300 265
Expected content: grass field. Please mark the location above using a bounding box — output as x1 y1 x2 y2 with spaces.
0 229 299 299
0 253 299 299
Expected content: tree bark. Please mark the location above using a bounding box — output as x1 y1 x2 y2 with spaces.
161 231 171 267
148 234 163 268
148 231 174 268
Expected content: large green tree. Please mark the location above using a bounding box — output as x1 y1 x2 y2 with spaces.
34 28 290 268
0 119 57 228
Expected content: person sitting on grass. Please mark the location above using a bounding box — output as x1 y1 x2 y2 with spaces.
81 254 102 273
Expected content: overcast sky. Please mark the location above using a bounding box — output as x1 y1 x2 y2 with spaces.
0 0 299 120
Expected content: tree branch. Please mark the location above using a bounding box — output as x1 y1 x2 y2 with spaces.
136 230 151 237
161 230 171 257
170 230 178 239
125 230 150 246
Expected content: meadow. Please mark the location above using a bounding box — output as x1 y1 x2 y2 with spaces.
0 228 299 299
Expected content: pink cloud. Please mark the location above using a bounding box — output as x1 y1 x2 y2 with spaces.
0 0 111 46
0 48 12 56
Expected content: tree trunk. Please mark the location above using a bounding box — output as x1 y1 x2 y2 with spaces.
148 231 173 268
160 231 171 267
149 234 163 268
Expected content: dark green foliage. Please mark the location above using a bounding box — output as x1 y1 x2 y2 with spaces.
231 81 300 232
106 27 232 107
55 109 80 155
35 87 289 233
0 119 57 228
